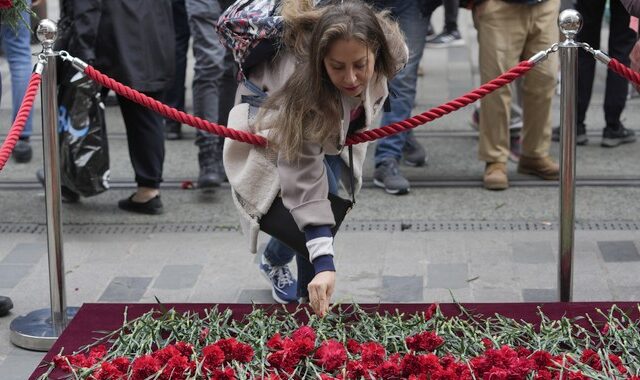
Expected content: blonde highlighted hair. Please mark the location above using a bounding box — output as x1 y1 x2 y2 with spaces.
259 0 405 162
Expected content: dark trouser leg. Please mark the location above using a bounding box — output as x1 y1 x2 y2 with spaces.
575 0 605 126
117 92 165 189
443 0 459 32
164 0 190 137
603 0 636 127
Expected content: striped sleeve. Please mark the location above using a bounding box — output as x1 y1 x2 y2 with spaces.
304 225 336 274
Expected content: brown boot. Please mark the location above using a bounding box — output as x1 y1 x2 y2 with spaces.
517 156 559 180
483 162 508 190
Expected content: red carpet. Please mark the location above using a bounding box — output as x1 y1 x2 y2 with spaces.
29 302 640 379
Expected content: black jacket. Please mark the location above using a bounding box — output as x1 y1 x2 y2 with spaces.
59 0 175 93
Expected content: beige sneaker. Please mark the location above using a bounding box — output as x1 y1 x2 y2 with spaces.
517 156 559 180
483 162 508 190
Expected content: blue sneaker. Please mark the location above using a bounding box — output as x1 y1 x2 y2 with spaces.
259 254 298 304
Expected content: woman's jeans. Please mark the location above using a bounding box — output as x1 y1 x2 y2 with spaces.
1 0 34 139
263 155 343 298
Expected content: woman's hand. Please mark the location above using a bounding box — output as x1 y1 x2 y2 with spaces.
307 271 335 317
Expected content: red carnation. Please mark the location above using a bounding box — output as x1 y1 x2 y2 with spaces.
213 338 240 362
267 349 301 373
199 327 210 343
580 349 602 371
346 339 362 354
346 360 368 379
152 344 182 363
425 303 438 320
315 339 347 372
375 360 401 379
131 355 161 380
608 353 627 374
175 342 194 358
111 357 131 373
93 361 126 380
481 338 493 350
209 367 236 380
405 331 445 352
162 355 192 380
360 342 386 369
232 341 254 363
89 345 108 360
202 344 226 370
267 333 283 350
0 0 13 9
530 350 554 370
292 325 316 342
53 355 72 372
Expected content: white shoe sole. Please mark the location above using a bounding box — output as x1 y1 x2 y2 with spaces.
425 39 466 49
373 178 410 195
259 269 291 305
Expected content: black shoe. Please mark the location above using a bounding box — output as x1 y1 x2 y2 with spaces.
13 139 32 163
165 120 182 140
118 194 163 215
197 141 225 189
552 125 588 145
0 296 13 317
35 169 81 203
601 124 636 147
402 130 427 166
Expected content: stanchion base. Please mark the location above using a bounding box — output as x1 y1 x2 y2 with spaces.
9 307 79 351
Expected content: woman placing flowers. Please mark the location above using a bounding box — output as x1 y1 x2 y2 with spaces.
224 0 407 316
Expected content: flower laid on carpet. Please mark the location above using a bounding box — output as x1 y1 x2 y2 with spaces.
40 303 640 379
0 0 34 31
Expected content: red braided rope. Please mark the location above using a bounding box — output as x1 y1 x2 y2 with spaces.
0 73 42 172
84 61 533 148
83 65 268 147
608 58 640 88
346 60 535 145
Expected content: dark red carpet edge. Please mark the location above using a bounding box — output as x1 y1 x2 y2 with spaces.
29 302 640 379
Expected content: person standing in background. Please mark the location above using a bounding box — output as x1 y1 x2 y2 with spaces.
165 0 236 190
2 0 36 163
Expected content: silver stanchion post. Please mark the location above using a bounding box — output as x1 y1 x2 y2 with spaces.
557 10 582 302
10 19 77 352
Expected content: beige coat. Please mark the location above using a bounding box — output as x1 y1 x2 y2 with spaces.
224 49 406 253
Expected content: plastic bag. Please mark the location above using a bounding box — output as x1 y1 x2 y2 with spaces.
58 72 110 197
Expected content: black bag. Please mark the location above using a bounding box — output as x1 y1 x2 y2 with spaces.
58 72 110 197
259 147 356 257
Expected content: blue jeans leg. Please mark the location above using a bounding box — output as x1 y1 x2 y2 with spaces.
1 0 34 139
374 0 429 165
264 155 342 270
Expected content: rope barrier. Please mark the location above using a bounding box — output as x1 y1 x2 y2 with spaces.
346 61 534 145
79 58 535 148
82 65 268 147
0 72 42 171
607 58 640 89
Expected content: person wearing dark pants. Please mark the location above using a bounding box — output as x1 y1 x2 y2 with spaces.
164 0 191 141
117 93 166 192
59 0 175 214
423 0 465 48
165 0 237 189
575 0 637 147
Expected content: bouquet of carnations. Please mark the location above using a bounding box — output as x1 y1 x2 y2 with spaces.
0 0 34 31
40 304 640 379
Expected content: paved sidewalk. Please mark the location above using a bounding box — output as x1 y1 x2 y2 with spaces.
1 5 640 379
